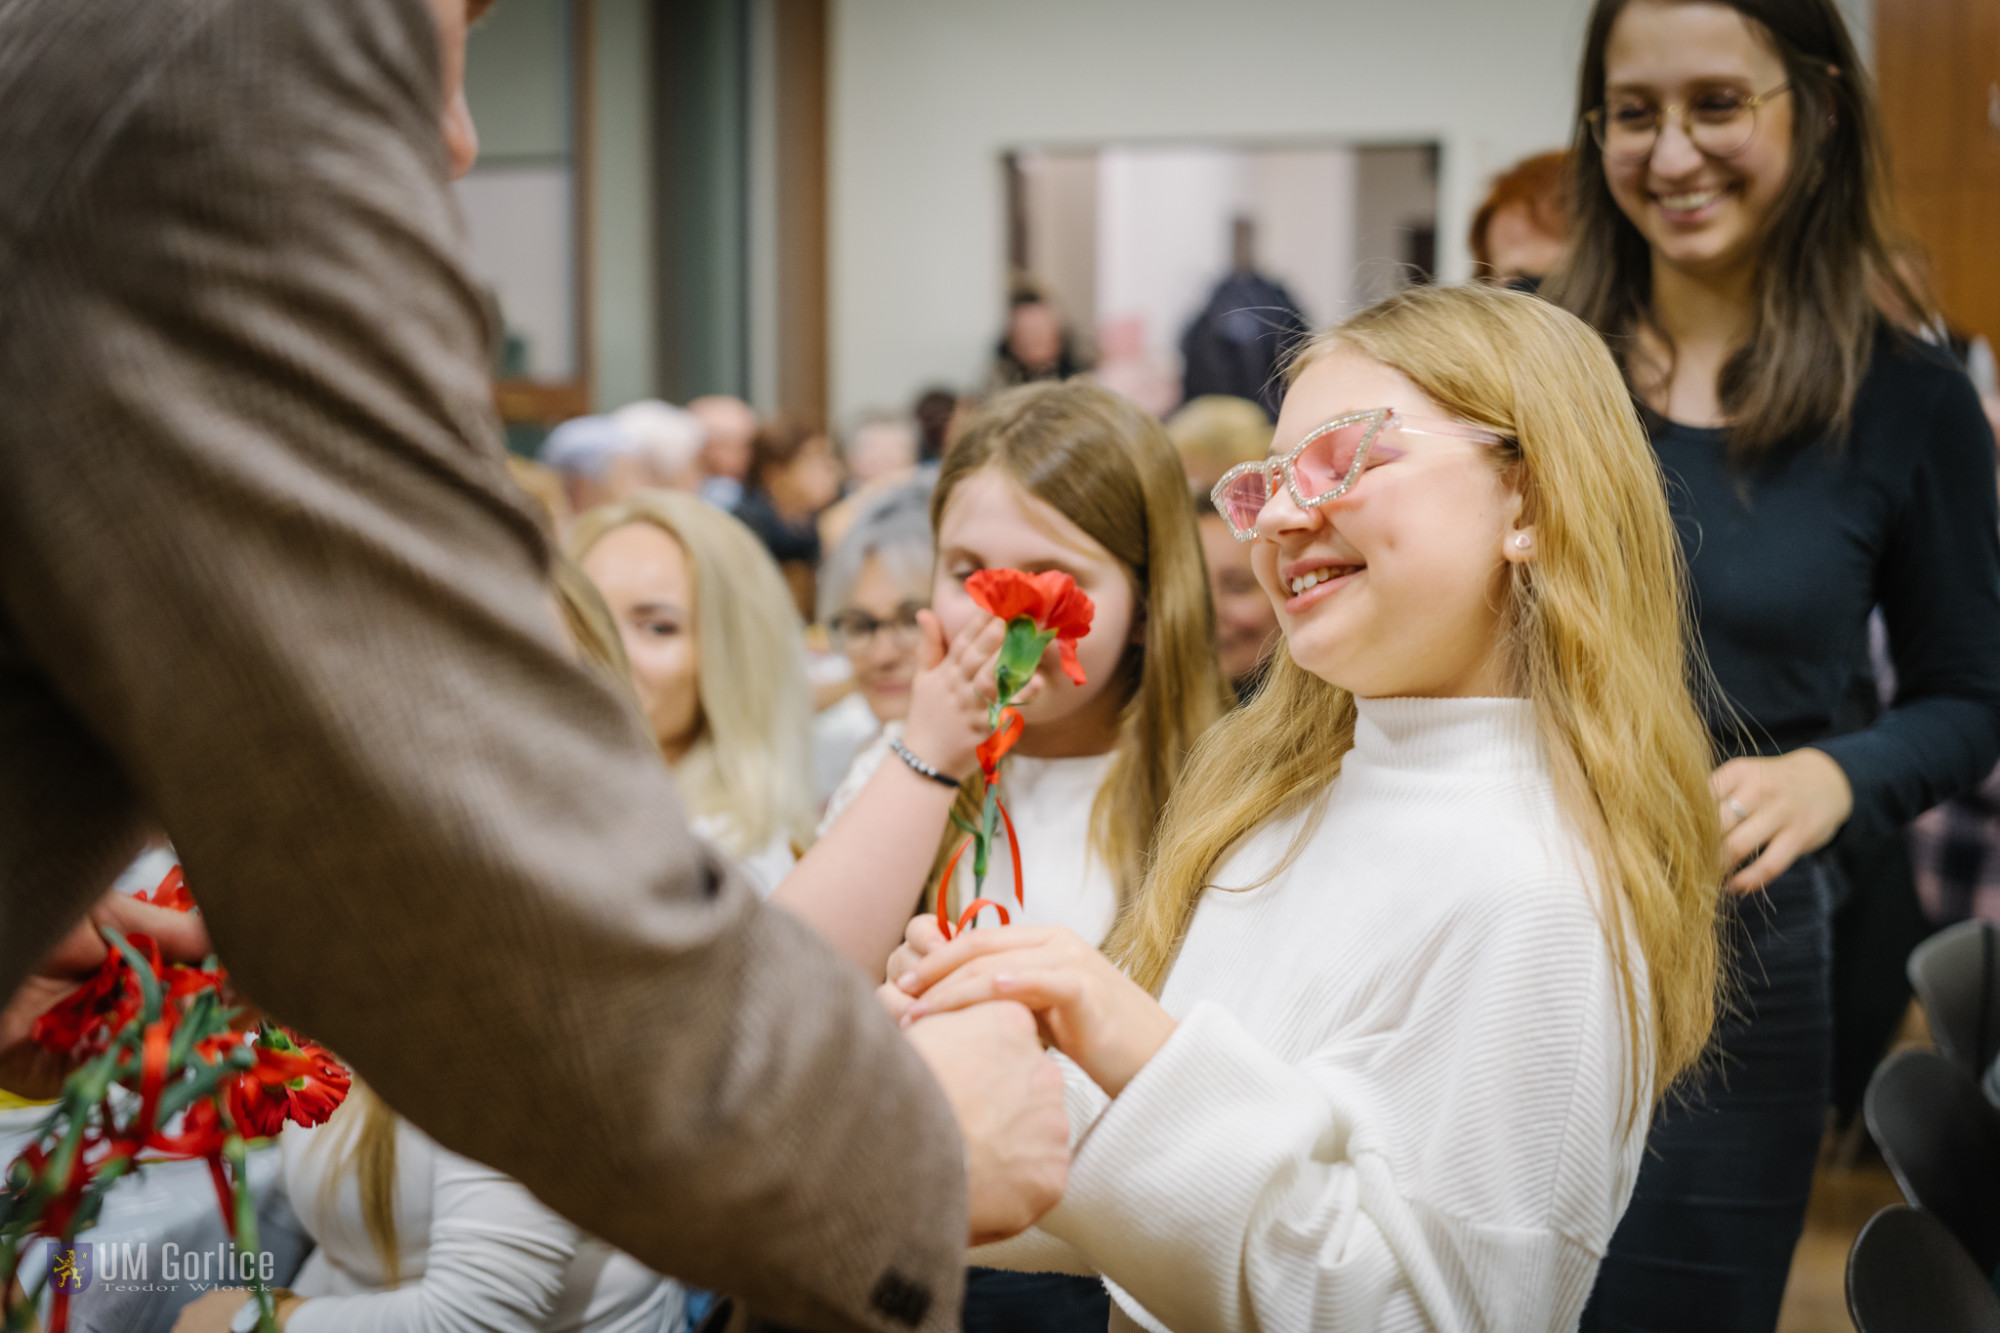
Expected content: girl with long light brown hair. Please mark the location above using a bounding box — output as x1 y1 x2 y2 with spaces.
890 284 1725 1331
777 380 1228 1328
777 380 1228 971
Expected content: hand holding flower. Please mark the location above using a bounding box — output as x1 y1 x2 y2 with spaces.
929 570 1097 941
1 890 213 1100
898 610 1043 782
896 925 1177 1098
2 868 347 1333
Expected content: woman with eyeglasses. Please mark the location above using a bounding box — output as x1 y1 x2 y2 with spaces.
812 479 937 804
1546 2 2000 1328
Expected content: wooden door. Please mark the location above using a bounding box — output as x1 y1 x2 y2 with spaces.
1876 0 2000 348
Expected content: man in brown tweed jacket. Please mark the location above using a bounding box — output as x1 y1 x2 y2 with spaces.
0 0 1070 1327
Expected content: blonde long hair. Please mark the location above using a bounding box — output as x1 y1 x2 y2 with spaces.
570 491 816 856
1109 284 1724 1109
930 381 1230 911
308 1080 403 1288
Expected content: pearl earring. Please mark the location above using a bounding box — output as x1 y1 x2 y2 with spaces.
1514 534 1531 550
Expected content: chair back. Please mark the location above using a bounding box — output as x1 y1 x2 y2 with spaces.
1848 1205 2000 1333
1866 1048 2000 1272
1911 919 2000 1074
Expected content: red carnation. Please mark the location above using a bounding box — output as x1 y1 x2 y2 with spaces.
227 1028 352 1138
965 568 1096 686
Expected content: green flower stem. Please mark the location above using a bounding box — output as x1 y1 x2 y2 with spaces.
960 615 1053 920
223 1135 280 1333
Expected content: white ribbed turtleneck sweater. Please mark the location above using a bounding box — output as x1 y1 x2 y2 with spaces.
973 696 1650 1333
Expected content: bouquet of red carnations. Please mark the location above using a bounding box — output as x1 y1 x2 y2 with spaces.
935 569 1095 940
0 869 350 1333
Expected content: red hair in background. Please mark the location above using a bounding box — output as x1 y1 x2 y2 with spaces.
1468 151 1570 277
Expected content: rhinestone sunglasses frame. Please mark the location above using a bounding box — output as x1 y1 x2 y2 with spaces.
1209 407 1509 542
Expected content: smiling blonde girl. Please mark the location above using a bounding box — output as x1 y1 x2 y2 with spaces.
895 285 1725 1332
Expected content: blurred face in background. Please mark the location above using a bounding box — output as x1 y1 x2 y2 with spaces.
763 433 843 519
831 556 928 723
845 420 920 487
581 523 703 762
690 396 759 481
1006 301 1064 375
1483 203 1567 282
1198 510 1280 688
1600 0 1795 283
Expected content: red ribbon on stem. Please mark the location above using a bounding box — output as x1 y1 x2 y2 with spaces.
933 568 1093 941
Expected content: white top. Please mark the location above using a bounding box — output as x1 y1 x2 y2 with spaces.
822 723 1121 946
812 690 882 806
691 813 795 898
974 696 1649 1333
278 1116 680 1333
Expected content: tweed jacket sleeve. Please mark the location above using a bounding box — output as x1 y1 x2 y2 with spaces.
0 1 965 1328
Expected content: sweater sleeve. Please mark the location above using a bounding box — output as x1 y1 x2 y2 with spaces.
284 1147 589 1333
1037 888 1636 1333
1818 365 2000 839
965 1056 1111 1278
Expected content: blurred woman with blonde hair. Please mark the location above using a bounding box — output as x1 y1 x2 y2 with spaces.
572 490 815 893
890 285 1725 1331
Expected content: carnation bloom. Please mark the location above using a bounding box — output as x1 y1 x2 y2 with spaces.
227 1028 352 1138
965 568 1095 686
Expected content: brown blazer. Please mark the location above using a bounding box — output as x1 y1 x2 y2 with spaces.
0 0 965 1327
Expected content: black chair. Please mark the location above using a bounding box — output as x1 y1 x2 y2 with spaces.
1866 1048 2000 1273
1848 1205 2000 1333
1910 918 2000 1075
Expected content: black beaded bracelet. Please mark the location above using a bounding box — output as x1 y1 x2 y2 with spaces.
891 737 964 790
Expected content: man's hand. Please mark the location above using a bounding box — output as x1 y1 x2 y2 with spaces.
903 1001 1069 1246
0 892 213 1099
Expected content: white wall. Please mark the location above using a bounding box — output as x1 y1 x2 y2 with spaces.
829 0 1598 419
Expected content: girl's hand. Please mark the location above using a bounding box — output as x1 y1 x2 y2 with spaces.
877 915 951 1016
896 925 1176 1097
1712 748 1854 894
885 914 950 986
898 611 1043 781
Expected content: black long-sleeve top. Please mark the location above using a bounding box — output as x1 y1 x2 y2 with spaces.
1652 328 2000 842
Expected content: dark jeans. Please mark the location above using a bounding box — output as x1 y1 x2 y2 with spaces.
961 1269 1109 1333
1579 857 1832 1333
707 1271 1111 1333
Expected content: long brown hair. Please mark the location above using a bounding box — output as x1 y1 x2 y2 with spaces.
929 381 1230 912
1111 285 1724 1115
1547 0 1918 462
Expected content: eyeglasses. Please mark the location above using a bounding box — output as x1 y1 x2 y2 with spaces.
1585 82 1791 163
1209 408 1509 543
828 602 926 650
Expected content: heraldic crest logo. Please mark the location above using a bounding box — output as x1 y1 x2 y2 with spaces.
48 1242 92 1294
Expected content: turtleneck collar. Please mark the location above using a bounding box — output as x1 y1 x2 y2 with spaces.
1349 695 1542 777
